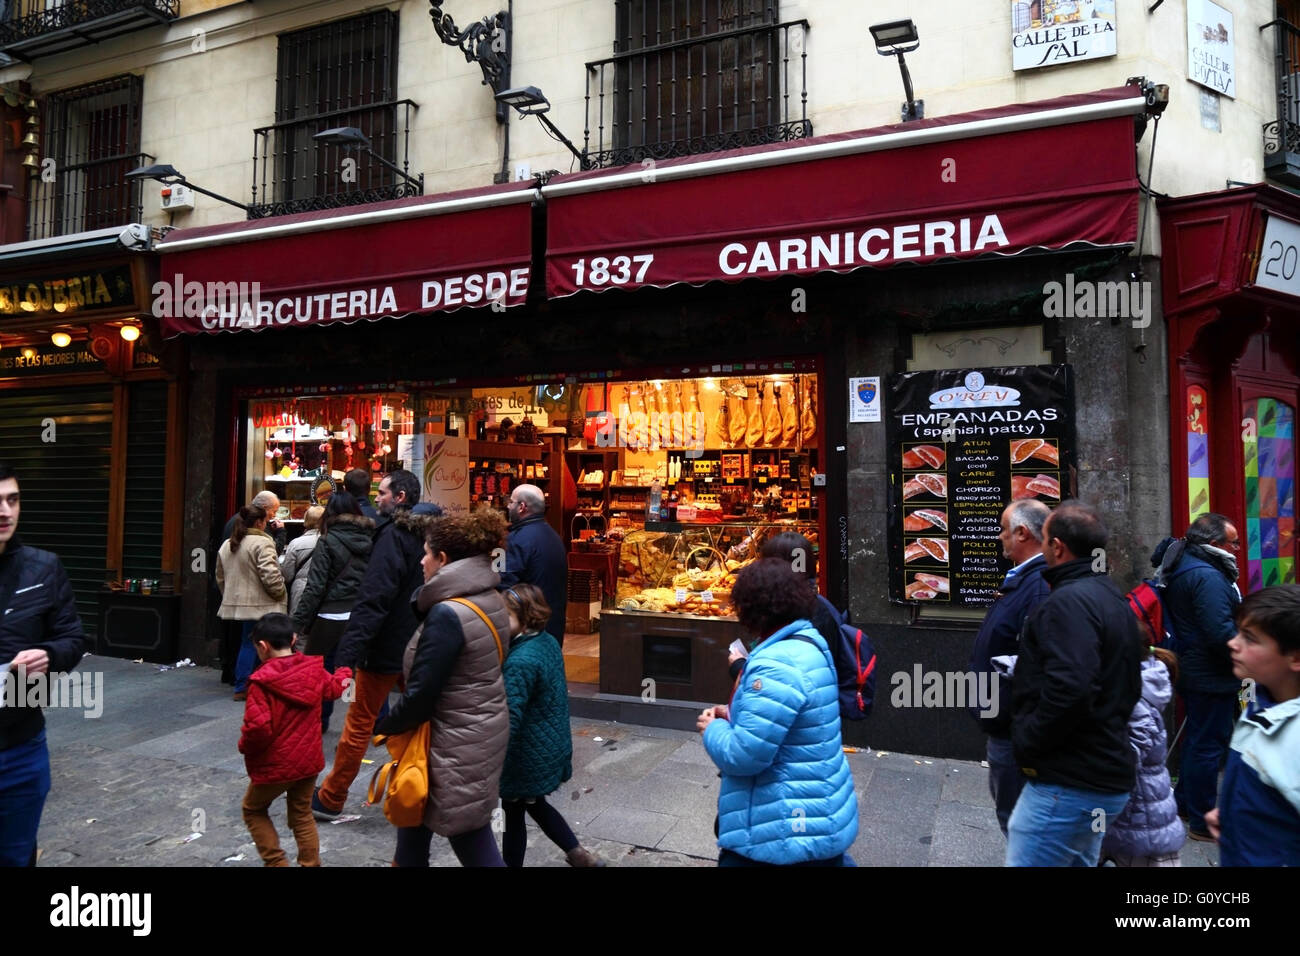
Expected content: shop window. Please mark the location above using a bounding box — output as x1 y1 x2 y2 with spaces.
250 11 417 218
1242 397 1296 590
584 1 811 168
1186 385 1211 524
26 75 149 241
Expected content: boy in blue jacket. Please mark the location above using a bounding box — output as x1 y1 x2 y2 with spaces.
1205 585 1300 865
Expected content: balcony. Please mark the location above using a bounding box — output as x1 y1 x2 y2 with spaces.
1263 19 1300 188
0 0 180 61
582 17 811 170
248 100 421 219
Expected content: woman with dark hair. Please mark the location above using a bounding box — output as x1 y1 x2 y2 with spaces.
217 503 287 701
374 509 512 867
292 491 374 733
697 557 858 866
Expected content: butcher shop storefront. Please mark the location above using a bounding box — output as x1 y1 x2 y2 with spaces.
161 84 1166 759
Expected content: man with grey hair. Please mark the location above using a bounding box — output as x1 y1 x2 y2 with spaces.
223 490 286 553
968 498 1052 835
1151 512 1242 841
502 484 568 647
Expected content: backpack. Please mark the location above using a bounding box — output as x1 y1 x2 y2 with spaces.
812 594 878 721
1126 572 1186 652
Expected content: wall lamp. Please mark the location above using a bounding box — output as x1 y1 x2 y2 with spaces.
494 86 589 170
870 19 924 122
313 127 424 193
124 163 248 212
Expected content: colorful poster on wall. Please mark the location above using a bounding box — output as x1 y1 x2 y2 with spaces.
1187 385 1211 524
886 366 1076 607
1011 1 1117 71
1243 397 1296 591
419 434 470 517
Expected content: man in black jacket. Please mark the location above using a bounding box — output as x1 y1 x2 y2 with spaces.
0 463 87 866
313 469 425 820
1006 501 1143 867
969 499 1051 837
501 484 567 647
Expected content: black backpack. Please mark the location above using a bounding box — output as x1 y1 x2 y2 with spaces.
792 595 877 721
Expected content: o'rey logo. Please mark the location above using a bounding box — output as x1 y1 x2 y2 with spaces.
964 371 985 392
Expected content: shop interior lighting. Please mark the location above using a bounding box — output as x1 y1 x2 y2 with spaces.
21 346 36 360
494 86 589 170
312 128 424 193
124 163 249 212
50 331 71 348
119 324 140 342
870 18 923 121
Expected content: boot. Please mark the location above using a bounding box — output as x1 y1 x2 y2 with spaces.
566 845 606 867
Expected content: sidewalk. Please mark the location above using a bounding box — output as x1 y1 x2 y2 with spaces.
35 656 1217 867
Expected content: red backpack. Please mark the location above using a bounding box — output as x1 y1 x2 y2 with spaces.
1126 571 1188 651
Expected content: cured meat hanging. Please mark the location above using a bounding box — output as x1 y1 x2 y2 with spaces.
686 380 705 448
715 383 732 449
801 377 816 446
670 381 686 448
763 381 782 447
745 382 764 448
780 383 798 446
729 382 749 447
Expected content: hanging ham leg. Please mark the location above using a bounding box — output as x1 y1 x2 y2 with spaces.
687 380 705 449
729 382 749 446
780 383 798 446
714 383 731 449
746 382 765 447
763 382 782 446
801 378 817 446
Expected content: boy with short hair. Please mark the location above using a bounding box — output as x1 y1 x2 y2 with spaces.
238 613 351 866
1204 585 1300 866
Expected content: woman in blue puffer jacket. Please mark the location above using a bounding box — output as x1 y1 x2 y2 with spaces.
698 558 858 866
1100 647 1187 866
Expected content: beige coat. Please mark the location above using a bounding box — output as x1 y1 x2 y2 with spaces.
216 528 287 620
403 554 510 836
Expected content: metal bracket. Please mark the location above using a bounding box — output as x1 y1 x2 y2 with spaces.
429 2 511 123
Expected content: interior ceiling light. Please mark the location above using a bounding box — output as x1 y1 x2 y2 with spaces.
119 324 140 342
51 331 71 347
21 346 36 360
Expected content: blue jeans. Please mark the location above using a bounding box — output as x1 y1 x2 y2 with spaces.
0 730 51 866
234 620 259 693
1006 781 1130 867
986 736 1024 837
1175 690 1236 833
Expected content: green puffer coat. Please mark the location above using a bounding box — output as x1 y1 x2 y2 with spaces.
499 631 573 800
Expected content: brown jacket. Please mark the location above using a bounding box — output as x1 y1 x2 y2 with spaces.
216 528 287 621
397 554 510 836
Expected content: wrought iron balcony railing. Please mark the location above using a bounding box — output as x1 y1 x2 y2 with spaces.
1262 18 1300 187
26 150 154 241
583 18 811 170
248 100 421 220
0 0 180 60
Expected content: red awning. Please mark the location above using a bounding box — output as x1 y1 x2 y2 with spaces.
542 87 1145 298
156 182 536 337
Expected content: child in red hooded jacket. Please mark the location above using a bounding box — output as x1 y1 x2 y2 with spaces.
239 613 352 866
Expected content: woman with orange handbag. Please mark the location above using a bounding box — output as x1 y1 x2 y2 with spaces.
374 510 512 867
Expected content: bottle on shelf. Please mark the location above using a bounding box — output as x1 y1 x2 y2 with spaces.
647 477 663 521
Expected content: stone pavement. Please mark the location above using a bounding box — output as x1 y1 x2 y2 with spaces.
36 656 1217 867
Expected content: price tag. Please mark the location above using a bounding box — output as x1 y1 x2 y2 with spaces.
675 588 687 604
704 476 714 483
701 590 714 603
758 477 767 484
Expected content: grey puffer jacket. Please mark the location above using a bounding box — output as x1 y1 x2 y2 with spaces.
1101 658 1187 860
376 554 510 837
279 529 319 620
